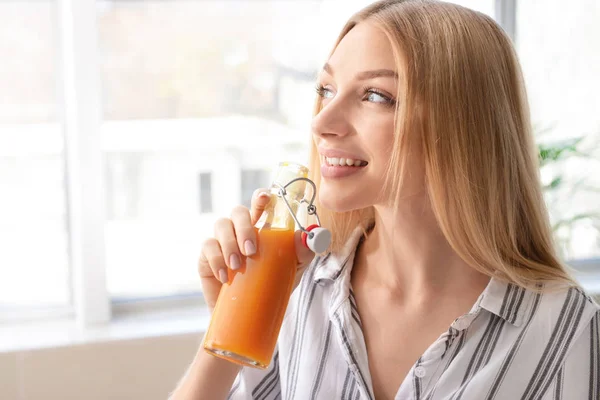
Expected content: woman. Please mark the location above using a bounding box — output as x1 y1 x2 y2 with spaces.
171 1 600 399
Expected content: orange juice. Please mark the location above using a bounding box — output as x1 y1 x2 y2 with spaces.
203 161 309 369
203 227 297 368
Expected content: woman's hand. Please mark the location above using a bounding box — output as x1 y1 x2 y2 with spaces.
198 188 316 311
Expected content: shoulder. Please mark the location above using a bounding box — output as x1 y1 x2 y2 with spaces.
524 285 599 355
536 285 598 320
540 288 600 398
475 285 599 399
530 285 598 330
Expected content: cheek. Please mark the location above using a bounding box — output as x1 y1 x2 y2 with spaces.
370 126 395 161
354 115 395 161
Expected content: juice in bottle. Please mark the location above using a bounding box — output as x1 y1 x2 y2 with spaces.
203 162 309 369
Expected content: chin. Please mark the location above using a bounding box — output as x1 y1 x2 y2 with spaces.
318 180 368 213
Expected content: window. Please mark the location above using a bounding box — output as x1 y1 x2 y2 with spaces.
198 173 213 214
0 2 69 315
517 0 600 261
98 0 319 301
241 170 271 208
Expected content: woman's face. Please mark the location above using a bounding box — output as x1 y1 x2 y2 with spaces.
312 22 404 212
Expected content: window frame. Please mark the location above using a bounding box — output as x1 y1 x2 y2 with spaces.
58 0 110 326
495 0 517 41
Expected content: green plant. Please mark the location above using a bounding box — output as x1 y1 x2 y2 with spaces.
537 134 600 259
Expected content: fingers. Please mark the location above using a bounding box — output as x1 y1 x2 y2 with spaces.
294 229 316 266
293 230 316 289
199 196 265 293
230 205 257 257
214 218 242 272
198 238 228 310
250 188 271 225
198 237 228 284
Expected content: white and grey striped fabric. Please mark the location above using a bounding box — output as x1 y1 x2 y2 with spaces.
227 228 600 400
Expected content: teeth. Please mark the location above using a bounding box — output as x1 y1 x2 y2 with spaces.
324 156 367 167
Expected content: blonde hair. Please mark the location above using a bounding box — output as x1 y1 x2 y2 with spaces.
308 0 577 290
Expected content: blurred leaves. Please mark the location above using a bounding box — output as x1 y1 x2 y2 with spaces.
539 137 585 168
537 133 600 259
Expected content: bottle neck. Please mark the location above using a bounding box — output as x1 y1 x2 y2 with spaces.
258 162 308 231
255 189 301 231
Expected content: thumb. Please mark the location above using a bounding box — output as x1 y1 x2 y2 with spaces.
294 229 316 268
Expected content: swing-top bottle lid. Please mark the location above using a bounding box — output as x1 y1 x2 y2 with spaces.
272 162 309 199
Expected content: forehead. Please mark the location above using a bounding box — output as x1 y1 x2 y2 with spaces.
327 22 397 75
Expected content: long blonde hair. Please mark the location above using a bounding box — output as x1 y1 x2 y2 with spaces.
308 0 577 290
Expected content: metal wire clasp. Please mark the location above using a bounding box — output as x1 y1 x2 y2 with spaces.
273 177 322 239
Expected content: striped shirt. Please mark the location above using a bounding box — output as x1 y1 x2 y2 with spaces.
228 228 600 400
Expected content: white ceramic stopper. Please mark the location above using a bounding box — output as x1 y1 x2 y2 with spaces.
306 227 332 254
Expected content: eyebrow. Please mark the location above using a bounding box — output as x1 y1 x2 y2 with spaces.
322 62 398 80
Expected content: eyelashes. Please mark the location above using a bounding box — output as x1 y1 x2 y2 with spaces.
315 84 397 108
314 84 331 99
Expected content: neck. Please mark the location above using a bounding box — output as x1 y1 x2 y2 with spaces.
354 195 490 305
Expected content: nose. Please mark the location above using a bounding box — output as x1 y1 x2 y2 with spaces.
310 96 353 139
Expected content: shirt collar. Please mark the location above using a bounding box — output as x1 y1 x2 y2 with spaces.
449 278 535 330
313 226 535 329
313 226 365 284
477 278 535 327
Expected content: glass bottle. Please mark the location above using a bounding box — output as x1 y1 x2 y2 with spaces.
203 162 309 369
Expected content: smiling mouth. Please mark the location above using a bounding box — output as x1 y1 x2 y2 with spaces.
322 156 368 167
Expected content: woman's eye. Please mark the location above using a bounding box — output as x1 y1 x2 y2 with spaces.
316 84 395 107
315 85 334 99
365 90 392 105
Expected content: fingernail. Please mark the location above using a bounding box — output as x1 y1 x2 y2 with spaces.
219 269 228 284
257 191 270 199
244 240 256 256
230 253 241 270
